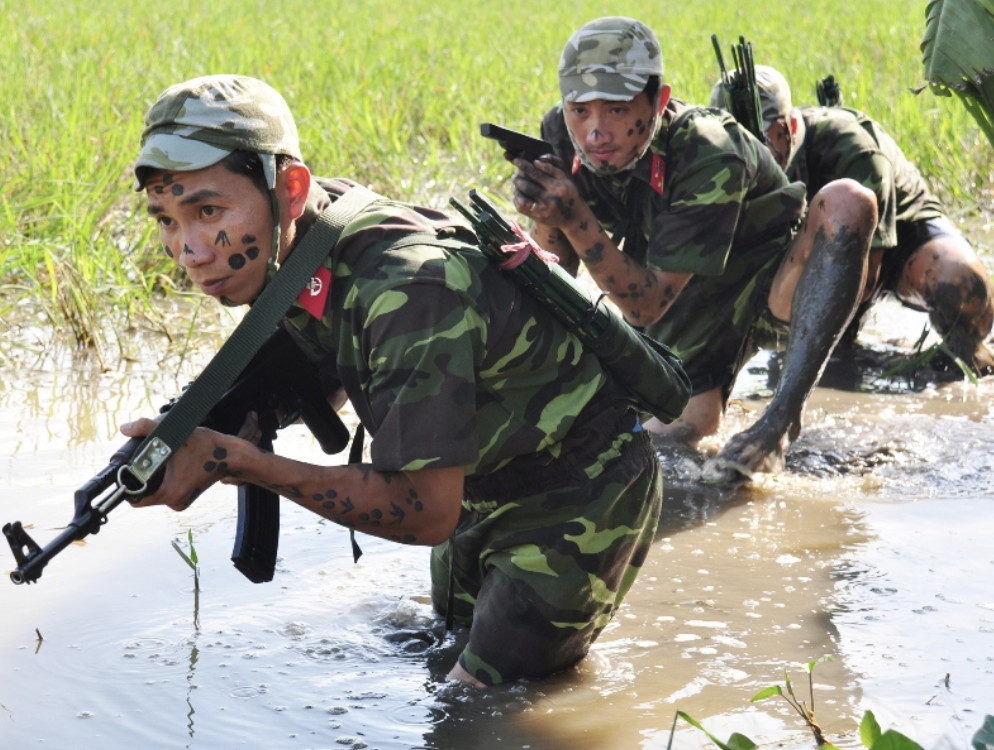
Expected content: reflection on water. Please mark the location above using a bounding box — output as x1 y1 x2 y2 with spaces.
1 298 993 750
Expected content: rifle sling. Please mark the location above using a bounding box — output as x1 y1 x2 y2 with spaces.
122 185 378 492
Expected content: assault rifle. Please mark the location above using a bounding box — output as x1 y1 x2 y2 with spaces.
3 326 350 585
711 33 765 141
448 190 690 423
480 122 553 162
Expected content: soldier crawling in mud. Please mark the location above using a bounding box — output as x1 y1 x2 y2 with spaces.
508 16 878 478
709 65 994 376
120 75 679 689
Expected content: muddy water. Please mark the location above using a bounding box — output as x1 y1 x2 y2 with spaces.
1 299 993 750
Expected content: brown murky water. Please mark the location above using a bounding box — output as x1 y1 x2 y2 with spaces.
1 298 993 750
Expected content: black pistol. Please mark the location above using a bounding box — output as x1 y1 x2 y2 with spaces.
480 122 553 162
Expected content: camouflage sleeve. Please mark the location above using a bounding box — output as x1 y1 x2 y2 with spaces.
645 113 752 276
355 277 488 473
802 108 897 248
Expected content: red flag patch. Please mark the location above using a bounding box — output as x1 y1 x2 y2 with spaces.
297 266 332 319
650 154 666 195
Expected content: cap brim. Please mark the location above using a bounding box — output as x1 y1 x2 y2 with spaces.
133 133 232 190
559 73 648 103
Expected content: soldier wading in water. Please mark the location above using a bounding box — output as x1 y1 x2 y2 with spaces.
121 74 687 687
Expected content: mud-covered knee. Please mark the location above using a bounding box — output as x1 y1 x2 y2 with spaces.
812 178 877 233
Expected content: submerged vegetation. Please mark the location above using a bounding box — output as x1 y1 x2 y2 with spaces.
670 658 994 749
1 0 992 353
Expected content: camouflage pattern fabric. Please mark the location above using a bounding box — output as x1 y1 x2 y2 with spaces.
281 179 659 683
134 74 301 190
542 98 806 398
431 423 661 685
284 178 635 475
558 16 664 103
789 106 946 253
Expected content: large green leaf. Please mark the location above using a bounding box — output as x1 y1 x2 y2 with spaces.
921 0 994 146
972 714 994 749
923 0 994 88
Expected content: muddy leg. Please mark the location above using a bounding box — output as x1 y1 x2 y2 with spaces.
929 282 994 376
898 235 994 376
715 184 875 477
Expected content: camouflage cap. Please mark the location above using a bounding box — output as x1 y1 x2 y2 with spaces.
754 65 793 129
134 74 301 190
710 65 794 130
558 17 664 103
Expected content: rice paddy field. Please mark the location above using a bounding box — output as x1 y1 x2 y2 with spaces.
2 3 994 749
1 0 992 353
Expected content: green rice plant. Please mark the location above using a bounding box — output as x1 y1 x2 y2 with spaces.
1 0 991 351
171 528 201 630
879 322 980 384
666 657 994 749
665 710 757 750
750 656 836 746
171 528 200 591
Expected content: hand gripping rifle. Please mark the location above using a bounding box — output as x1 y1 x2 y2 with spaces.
2 326 350 585
3 184 377 587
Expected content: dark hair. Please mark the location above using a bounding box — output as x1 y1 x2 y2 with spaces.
644 75 661 104
219 150 298 196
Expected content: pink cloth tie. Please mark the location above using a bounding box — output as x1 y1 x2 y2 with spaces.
498 221 561 270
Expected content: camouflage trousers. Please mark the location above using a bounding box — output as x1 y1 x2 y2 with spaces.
646 226 796 402
430 407 662 685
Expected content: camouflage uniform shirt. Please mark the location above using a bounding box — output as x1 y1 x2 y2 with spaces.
278 178 661 685
789 106 946 251
281 178 627 479
542 98 807 396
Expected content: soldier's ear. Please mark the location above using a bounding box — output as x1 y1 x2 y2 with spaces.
283 164 311 221
658 84 672 114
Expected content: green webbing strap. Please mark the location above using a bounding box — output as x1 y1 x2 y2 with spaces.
347 423 366 562
120 185 378 494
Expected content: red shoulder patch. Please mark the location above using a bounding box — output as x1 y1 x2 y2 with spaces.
650 154 666 195
297 266 332 319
